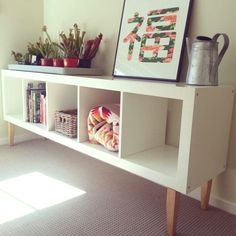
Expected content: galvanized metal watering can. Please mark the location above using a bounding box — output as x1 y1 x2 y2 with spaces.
186 33 229 86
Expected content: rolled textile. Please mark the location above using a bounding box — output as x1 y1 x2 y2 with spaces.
88 104 120 151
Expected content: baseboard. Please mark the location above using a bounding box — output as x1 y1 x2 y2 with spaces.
0 133 39 145
188 189 236 215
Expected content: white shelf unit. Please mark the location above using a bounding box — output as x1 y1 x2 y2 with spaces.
1 70 235 195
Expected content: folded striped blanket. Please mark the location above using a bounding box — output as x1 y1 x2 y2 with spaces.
87 104 120 152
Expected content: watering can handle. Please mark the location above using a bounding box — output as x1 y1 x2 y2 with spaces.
210 33 230 83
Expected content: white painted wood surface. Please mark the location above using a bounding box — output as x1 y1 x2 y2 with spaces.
120 92 168 157
1 70 235 194
186 87 235 192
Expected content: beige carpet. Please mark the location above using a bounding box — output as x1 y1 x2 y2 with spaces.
0 139 235 236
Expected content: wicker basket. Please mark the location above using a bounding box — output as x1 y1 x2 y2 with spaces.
55 109 77 138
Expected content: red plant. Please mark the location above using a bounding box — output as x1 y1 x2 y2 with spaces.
83 33 103 60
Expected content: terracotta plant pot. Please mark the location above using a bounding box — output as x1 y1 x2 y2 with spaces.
63 58 79 68
53 58 64 67
41 58 53 66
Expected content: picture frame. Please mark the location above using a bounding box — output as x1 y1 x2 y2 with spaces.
113 0 193 82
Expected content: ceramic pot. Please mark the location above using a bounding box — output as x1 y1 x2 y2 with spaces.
63 58 79 68
53 58 64 67
41 58 53 66
78 58 91 68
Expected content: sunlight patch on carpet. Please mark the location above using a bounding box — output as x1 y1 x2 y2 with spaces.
0 172 86 224
0 191 34 224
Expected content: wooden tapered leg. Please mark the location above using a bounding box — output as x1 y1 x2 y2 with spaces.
8 123 15 146
166 188 180 236
201 179 212 210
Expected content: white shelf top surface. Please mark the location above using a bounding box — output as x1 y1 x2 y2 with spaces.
3 69 234 100
1 69 194 100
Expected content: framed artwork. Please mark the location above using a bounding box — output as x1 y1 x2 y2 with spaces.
113 0 193 81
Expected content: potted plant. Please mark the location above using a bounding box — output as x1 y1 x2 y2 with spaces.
11 42 43 65
55 23 86 67
36 37 53 66
79 33 103 68
11 51 31 65
51 47 64 67
42 25 64 67
27 42 43 65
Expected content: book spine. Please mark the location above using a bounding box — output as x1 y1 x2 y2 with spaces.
32 91 41 123
26 89 31 122
32 91 36 123
40 93 46 125
44 96 47 125
29 94 34 123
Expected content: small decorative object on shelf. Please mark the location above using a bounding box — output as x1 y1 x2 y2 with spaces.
78 58 91 68
54 23 86 67
88 104 120 152
63 57 78 68
52 58 64 67
113 0 193 82
37 38 53 66
79 33 103 68
11 51 31 65
12 42 42 65
55 109 78 138
42 25 64 67
186 33 229 86
27 42 43 65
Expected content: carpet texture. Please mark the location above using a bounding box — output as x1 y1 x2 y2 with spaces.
0 139 235 236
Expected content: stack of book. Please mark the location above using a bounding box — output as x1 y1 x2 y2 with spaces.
26 82 46 125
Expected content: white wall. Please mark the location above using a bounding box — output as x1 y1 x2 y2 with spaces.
0 0 44 142
43 0 236 206
43 0 123 75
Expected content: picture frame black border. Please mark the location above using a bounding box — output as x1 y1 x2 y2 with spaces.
112 0 194 82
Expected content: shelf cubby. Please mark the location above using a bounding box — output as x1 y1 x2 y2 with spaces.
47 83 77 132
165 99 182 147
22 79 46 123
78 86 120 153
119 92 181 179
